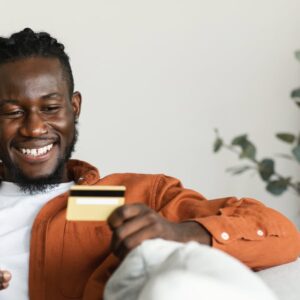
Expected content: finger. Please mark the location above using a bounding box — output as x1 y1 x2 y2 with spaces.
107 203 150 229
114 222 164 258
1 282 9 289
0 270 11 283
111 212 158 252
0 271 11 290
3 271 11 283
114 223 161 258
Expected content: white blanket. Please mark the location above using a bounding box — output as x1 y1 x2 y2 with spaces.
104 239 277 300
258 259 300 300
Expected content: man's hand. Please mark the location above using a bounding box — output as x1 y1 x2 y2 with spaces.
107 203 212 259
0 270 11 290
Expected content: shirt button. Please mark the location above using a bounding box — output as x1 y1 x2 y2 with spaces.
221 232 230 240
257 229 264 237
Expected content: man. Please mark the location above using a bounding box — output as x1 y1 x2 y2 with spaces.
0 28 298 300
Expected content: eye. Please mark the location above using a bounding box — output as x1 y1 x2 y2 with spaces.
0 110 24 119
41 106 61 114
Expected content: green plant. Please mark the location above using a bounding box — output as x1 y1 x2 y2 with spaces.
213 51 300 197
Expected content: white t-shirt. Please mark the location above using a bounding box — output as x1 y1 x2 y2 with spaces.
0 181 74 300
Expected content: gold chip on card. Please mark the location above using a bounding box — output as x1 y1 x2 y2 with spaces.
66 185 125 221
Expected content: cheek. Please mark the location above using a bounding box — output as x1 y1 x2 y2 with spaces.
48 115 75 144
0 122 18 161
0 121 20 147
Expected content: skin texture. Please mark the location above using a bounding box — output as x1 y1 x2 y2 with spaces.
0 56 211 290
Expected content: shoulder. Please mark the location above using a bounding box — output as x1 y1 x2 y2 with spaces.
94 173 187 207
95 172 170 190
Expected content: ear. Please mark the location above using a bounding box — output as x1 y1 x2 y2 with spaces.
71 91 82 119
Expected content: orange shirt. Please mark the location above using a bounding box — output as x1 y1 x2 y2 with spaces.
23 160 300 300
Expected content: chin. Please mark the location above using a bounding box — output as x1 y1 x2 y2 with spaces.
23 167 57 179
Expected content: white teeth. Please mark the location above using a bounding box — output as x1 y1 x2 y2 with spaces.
19 144 53 157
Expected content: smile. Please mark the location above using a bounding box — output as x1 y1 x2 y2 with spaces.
18 143 54 157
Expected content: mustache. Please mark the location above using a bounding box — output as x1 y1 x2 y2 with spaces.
12 136 59 145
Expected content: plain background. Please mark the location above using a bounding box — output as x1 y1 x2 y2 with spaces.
1 0 300 227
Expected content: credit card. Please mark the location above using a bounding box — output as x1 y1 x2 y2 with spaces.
66 185 126 221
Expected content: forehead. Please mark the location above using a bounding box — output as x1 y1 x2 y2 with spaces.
0 57 67 98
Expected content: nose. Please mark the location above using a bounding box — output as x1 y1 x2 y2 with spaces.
19 111 48 137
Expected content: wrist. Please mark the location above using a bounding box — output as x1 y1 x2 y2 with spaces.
177 221 212 246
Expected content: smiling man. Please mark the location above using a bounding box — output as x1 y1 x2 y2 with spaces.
0 28 299 300
0 56 80 193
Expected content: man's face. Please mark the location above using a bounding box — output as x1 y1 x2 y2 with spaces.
0 57 81 189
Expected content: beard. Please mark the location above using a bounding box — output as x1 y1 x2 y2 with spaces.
1 125 78 195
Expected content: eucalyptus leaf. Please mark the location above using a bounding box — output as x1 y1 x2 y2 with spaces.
231 134 248 146
266 179 288 196
276 133 295 144
295 50 300 61
240 142 256 160
258 159 274 181
213 137 223 152
291 88 300 98
292 145 300 162
231 135 256 160
296 182 300 194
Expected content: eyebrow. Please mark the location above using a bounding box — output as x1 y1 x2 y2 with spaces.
0 93 63 105
41 92 63 99
0 99 19 106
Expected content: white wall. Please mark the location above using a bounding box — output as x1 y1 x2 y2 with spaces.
1 0 300 226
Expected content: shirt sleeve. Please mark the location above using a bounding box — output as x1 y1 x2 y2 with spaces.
154 175 300 270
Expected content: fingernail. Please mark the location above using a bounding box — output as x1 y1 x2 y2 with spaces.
3 272 11 281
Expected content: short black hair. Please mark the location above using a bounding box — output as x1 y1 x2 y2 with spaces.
0 28 74 95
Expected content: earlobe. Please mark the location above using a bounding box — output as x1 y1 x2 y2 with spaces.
72 91 82 119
